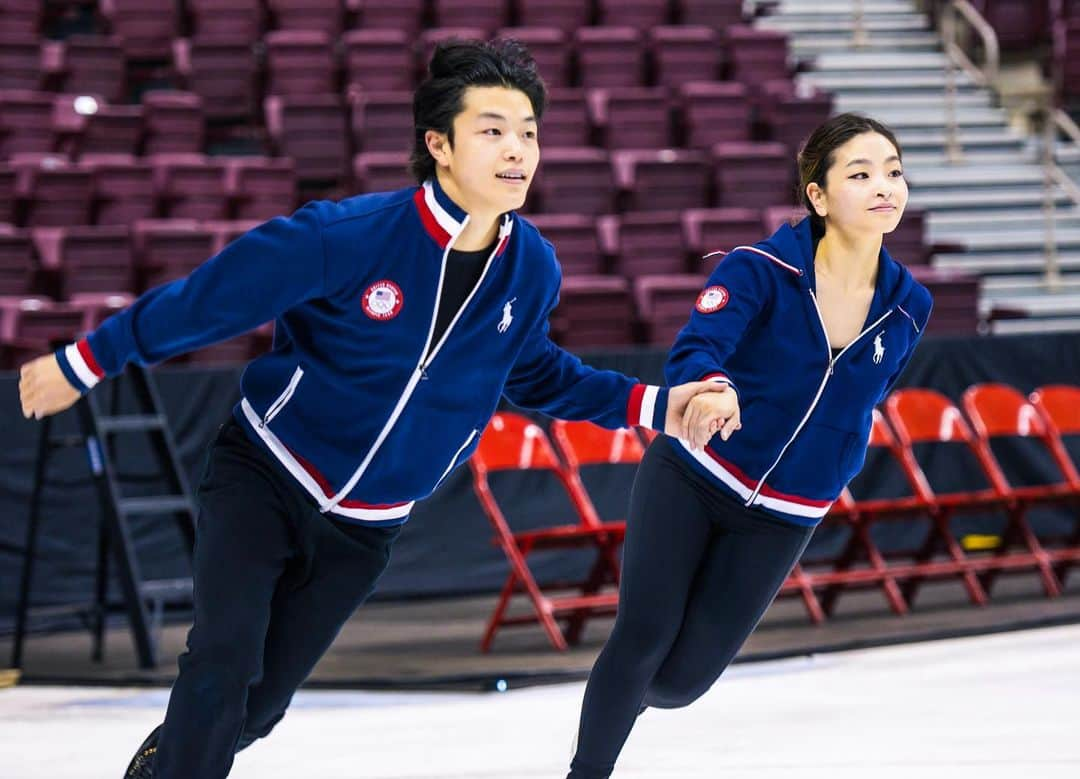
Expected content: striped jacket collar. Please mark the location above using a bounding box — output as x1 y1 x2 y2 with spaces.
413 177 514 256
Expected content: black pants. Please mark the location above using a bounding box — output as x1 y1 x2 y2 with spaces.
568 436 815 779
153 420 401 779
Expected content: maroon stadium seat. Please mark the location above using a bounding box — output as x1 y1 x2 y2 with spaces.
266 0 343 36
0 89 54 156
59 36 127 104
712 141 793 210
0 227 35 295
352 151 413 194
225 157 298 220
133 219 215 289
264 30 336 97
516 0 590 35
187 0 264 44
759 80 834 158
525 213 605 275
533 147 615 215
725 26 790 96
83 153 157 225
0 35 42 91
12 154 94 227
348 89 413 153
495 27 571 88
595 0 671 30
575 27 645 89
551 275 634 348
142 91 205 155
970 0 1051 50
150 153 230 220
678 81 752 149
679 0 745 29
348 0 425 38
32 225 135 297
172 38 258 122
587 87 672 150
612 148 710 212
600 211 687 279
264 94 348 182
431 0 510 36
539 88 591 147
908 266 980 334
99 0 178 60
648 25 721 89
633 274 704 346
55 98 143 158
681 207 763 274
342 29 413 92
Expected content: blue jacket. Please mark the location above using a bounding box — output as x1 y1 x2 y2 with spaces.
666 217 933 526
56 178 670 525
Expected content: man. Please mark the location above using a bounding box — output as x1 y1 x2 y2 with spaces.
18 39 727 778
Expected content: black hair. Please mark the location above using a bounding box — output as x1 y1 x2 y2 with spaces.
410 38 547 184
797 113 903 235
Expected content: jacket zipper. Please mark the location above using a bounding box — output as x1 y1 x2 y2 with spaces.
323 215 508 513
435 429 479 488
259 366 304 428
743 293 894 508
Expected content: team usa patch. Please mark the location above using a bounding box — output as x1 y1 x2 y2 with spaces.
362 280 404 320
696 285 730 314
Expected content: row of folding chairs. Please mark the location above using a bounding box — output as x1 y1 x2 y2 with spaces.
469 384 1080 651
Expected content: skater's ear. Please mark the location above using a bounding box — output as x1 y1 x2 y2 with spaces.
424 129 453 171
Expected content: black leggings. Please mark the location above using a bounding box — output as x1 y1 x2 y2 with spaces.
568 435 815 779
153 420 401 779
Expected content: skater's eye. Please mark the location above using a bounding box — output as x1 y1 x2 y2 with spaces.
890 169 905 177
848 172 869 180
524 130 537 140
483 128 502 136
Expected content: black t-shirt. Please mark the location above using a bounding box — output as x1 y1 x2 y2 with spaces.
429 242 493 351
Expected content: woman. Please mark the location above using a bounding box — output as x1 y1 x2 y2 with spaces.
568 113 933 778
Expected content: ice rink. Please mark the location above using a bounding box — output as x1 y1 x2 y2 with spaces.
3 623 1079 778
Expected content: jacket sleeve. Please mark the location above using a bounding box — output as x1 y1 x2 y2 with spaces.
503 280 669 431
54 203 328 393
664 250 774 397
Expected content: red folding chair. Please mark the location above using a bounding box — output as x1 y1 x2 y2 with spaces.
549 419 646 641
964 383 1079 590
1031 383 1080 583
887 388 1059 604
470 413 626 652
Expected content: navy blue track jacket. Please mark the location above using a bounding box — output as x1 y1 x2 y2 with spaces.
666 217 933 526
55 178 671 525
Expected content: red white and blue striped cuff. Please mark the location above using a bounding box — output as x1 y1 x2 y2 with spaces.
627 384 669 431
55 339 105 393
701 372 738 397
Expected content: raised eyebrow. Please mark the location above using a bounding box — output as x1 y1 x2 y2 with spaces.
845 155 902 167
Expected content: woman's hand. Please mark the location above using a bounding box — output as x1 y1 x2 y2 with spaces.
682 386 741 450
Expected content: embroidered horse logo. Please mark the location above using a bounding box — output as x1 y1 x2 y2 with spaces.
498 297 516 333
873 332 885 364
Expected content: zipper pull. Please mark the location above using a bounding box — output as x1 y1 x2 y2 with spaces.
420 366 430 381
828 359 835 376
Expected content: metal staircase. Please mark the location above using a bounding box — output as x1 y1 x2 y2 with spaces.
757 0 1080 333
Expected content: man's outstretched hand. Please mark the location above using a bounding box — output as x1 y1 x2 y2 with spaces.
665 381 741 449
19 353 80 419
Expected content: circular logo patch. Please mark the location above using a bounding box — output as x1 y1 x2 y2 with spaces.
696 285 729 314
362 280 404 321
